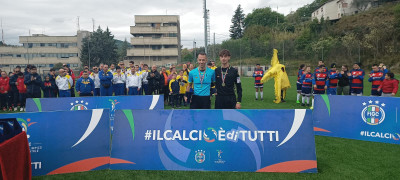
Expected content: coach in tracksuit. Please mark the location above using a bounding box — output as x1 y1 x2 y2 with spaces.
56 69 73 97
99 64 113 96
112 66 126 96
76 71 95 97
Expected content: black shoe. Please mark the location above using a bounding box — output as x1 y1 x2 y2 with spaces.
301 103 305 106
255 98 258 100
281 99 286 103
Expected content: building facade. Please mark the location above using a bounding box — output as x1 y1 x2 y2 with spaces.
311 0 374 21
126 15 181 67
0 31 90 74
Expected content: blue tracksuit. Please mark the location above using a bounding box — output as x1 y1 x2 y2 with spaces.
99 70 113 96
76 77 95 96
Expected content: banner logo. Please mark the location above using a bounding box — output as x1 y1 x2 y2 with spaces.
361 100 385 125
214 150 225 164
17 118 36 139
195 150 205 163
70 100 89 111
203 127 217 143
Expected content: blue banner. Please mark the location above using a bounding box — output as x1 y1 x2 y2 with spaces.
25 95 164 130
111 109 317 173
313 95 400 144
0 109 113 176
26 95 164 112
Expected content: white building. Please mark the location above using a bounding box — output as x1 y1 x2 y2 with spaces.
126 15 181 67
311 0 375 21
0 31 90 74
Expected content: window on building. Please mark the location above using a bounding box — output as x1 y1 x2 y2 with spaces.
152 45 162 50
40 43 45 47
40 54 46 57
28 43 33 48
73 64 78 67
248 66 252 71
16 54 21 58
49 64 54 67
168 33 177 37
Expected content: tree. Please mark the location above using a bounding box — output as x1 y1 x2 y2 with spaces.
117 38 129 61
80 26 118 67
229 4 245 39
53 63 64 70
243 7 285 28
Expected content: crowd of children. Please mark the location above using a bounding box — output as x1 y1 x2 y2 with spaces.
295 61 399 109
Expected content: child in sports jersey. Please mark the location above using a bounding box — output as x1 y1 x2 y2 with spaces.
348 63 365 96
368 64 384 96
300 66 313 107
312 65 328 109
253 64 264 100
327 63 339 95
296 64 305 103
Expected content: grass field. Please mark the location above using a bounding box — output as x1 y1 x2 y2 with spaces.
26 76 400 179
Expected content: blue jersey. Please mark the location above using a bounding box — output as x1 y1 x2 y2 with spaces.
312 72 328 91
188 67 216 96
349 69 365 90
297 69 304 83
300 73 313 88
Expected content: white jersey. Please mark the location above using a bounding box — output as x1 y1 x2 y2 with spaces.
55 75 73 90
112 72 126 84
126 73 142 89
89 72 101 88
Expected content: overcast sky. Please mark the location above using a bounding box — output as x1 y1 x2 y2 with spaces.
1 0 313 48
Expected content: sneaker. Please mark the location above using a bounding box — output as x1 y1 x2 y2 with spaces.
255 98 258 100
14 107 18 111
296 100 300 104
20 107 24 112
301 103 305 106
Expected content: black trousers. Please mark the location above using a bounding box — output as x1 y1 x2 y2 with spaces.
215 95 236 109
190 95 211 109
27 92 41 98
0 93 8 109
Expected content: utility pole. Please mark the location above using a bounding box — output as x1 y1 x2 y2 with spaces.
203 0 208 56
92 18 95 32
213 32 216 60
193 39 196 63
1 18 4 45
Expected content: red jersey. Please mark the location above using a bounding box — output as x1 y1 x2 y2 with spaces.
0 77 10 94
16 77 27 93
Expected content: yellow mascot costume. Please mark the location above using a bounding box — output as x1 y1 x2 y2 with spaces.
261 49 291 103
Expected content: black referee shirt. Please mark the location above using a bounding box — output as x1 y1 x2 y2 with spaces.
215 66 242 102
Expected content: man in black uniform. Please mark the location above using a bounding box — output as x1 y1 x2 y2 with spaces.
214 49 242 109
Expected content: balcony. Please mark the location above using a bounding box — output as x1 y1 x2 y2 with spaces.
130 26 178 34
130 37 178 45
127 48 178 56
